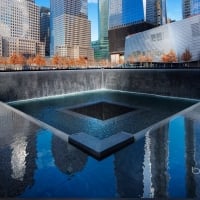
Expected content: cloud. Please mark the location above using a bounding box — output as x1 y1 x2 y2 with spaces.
88 0 98 3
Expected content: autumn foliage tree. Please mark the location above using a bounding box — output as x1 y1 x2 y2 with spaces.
161 50 177 63
52 55 61 66
181 49 192 62
0 57 8 65
138 55 153 63
127 55 135 64
9 53 25 65
33 55 46 68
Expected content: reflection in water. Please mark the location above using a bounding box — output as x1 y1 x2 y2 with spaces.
11 136 28 181
168 117 186 197
150 124 169 198
0 107 37 197
143 132 153 198
193 120 200 197
114 139 145 198
2 102 200 197
52 135 88 175
185 118 196 197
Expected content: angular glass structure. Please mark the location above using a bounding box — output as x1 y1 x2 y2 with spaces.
125 15 200 62
50 0 94 60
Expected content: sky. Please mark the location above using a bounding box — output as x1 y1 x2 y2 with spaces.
35 0 182 41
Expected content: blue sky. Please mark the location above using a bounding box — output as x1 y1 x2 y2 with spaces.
35 0 182 41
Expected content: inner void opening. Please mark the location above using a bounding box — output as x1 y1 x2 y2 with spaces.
69 102 136 120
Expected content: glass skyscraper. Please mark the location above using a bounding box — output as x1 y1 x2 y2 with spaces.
109 0 167 29
40 7 50 56
183 0 200 18
108 0 167 63
50 0 94 60
98 0 109 60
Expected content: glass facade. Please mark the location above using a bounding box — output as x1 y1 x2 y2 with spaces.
40 7 50 56
108 0 166 62
125 15 200 62
0 0 44 57
183 0 200 18
50 0 94 59
109 0 167 29
191 0 200 15
109 0 144 29
98 0 109 59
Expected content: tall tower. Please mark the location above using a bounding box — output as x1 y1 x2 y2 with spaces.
50 0 94 60
98 0 109 59
183 0 192 18
0 0 44 57
183 0 200 18
40 7 50 56
108 0 167 63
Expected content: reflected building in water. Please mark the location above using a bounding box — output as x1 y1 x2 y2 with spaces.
52 135 88 175
114 113 200 198
0 108 37 197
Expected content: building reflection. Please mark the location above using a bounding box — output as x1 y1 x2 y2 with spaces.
147 124 169 198
185 114 200 198
52 135 88 175
114 113 200 198
0 108 37 197
114 139 145 198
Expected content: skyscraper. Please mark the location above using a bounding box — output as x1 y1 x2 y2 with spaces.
183 0 200 18
108 0 167 63
40 7 50 56
0 0 44 57
98 0 109 60
50 0 94 60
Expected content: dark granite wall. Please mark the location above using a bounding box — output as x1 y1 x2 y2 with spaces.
0 69 200 102
0 70 102 102
104 69 200 100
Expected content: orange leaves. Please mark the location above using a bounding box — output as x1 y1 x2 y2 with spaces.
9 53 25 65
161 50 177 63
181 49 192 62
33 55 46 67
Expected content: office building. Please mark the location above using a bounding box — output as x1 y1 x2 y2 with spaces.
125 15 200 62
97 0 109 60
183 0 200 18
0 0 44 57
40 7 50 56
108 0 167 63
50 0 94 60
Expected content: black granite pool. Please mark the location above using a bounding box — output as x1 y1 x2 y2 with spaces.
1 100 200 198
9 90 197 158
10 90 196 139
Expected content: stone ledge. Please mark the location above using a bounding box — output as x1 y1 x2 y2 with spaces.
68 131 134 159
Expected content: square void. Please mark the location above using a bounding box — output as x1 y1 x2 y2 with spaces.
69 102 136 120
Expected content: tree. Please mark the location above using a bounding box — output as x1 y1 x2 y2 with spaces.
0 57 8 70
33 55 46 68
127 55 135 64
9 53 25 70
161 50 177 63
27 57 34 66
181 49 192 62
52 55 61 67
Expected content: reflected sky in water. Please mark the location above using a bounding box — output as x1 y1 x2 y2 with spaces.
1 100 200 197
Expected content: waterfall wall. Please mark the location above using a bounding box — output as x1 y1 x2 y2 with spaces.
0 69 200 102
